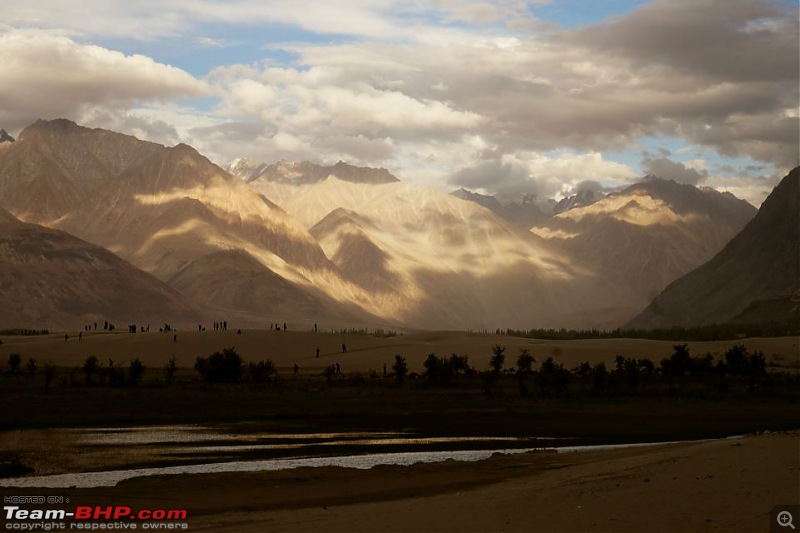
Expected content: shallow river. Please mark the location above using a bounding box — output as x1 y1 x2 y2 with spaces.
0 424 715 488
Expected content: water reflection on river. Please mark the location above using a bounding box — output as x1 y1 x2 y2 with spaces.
0 425 702 489
0 424 566 487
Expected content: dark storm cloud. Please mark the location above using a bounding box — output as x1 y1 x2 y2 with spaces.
448 159 562 200
642 157 708 185
555 0 799 167
573 180 605 193
566 0 797 84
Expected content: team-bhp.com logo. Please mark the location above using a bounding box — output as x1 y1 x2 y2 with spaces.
4 505 189 530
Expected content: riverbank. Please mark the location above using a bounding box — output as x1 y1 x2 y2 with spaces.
5 432 795 532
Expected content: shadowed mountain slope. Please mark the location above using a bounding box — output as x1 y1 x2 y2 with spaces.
626 168 799 328
247 168 641 329
0 120 378 327
0 207 200 329
531 177 756 303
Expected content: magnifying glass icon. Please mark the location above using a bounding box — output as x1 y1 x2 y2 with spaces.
778 511 796 530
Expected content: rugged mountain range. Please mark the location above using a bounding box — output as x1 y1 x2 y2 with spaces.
227 158 270 181
552 188 605 215
450 188 504 212
453 187 608 226
0 119 776 331
627 168 799 328
0 119 377 328
450 189 549 227
530 177 756 302
0 207 199 328
454 176 756 305
240 160 642 329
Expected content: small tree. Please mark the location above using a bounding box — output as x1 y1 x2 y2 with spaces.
516 349 535 374
724 344 749 376
164 356 177 385
592 362 608 395
392 355 408 383
128 358 146 385
661 344 692 377
423 353 452 384
247 360 276 383
448 354 472 376
324 363 336 384
538 357 570 397
83 355 99 386
490 344 505 375
44 363 56 393
516 349 535 397
7 353 21 374
195 347 243 383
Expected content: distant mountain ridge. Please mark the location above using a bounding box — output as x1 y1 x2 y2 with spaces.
0 119 771 331
626 167 799 328
227 158 270 181
450 189 549 227
530 177 756 302
0 119 382 328
450 188 504 212
232 159 400 185
247 167 642 329
552 188 604 215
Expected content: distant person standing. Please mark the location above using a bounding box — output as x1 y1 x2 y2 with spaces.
283 322 287 331
315 347 320 358
314 323 317 333
173 333 177 343
341 343 347 354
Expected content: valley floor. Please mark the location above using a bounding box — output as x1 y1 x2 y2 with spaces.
1 329 798 374
1 330 798 532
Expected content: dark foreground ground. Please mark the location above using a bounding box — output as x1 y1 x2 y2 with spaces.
1 331 798 532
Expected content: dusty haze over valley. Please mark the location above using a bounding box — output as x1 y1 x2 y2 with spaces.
0 119 795 330
0 2 798 533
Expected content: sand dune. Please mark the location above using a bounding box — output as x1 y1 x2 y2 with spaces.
2 329 797 374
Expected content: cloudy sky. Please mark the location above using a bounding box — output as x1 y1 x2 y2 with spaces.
1 0 797 205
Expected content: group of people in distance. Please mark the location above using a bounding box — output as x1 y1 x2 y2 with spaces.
68 318 363 376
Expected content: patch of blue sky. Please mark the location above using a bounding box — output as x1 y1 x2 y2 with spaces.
595 136 686 175
532 0 651 28
93 23 352 77
601 149 643 175
181 96 220 114
603 134 776 177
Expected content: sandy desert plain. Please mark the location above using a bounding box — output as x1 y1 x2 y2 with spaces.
1 328 799 532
